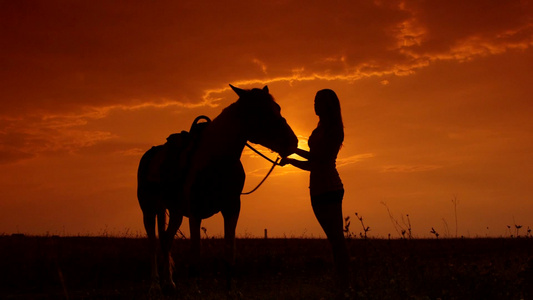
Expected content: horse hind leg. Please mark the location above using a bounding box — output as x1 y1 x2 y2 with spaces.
157 209 171 291
142 211 160 294
159 209 183 294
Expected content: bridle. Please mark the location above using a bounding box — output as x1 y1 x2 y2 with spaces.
191 115 283 195
241 142 281 195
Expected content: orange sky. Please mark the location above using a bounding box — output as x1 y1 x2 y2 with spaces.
1 1 532 238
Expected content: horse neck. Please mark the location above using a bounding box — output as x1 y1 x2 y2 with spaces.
203 103 247 161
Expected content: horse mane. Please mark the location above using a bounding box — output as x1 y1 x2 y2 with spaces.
213 102 239 124
217 88 277 119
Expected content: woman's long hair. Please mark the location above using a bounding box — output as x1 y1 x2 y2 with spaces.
315 89 344 144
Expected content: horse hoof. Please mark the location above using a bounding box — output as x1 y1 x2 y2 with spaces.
148 281 162 297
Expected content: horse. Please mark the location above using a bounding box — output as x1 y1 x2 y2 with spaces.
137 85 298 293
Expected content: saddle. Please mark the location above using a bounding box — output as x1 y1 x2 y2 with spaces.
144 116 211 184
170 115 211 180
140 115 213 215
189 115 211 137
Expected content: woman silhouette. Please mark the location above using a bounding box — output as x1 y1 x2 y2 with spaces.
281 89 351 294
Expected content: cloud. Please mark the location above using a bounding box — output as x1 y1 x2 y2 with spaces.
201 1 532 101
381 164 442 173
116 148 146 157
0 95 224 164
2 1 530 116
0 146 34 165
0 107 129 163
338 153 376 167
1 0 531 165
0 116 116 164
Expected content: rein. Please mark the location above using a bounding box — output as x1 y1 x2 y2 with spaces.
189 115 281 195
241 143 281 195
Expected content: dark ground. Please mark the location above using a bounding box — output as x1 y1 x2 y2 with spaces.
1 235 532 299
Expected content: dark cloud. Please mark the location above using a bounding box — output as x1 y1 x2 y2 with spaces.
2 1 531 118
409 0 532 50
0 114 115 163
0 149 34 164
0 1 406 115
0 130 39 164
0 0 531 166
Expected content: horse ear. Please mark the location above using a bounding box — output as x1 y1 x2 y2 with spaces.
230 84 246 98
263 85 269 93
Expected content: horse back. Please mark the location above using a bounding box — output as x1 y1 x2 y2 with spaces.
138 145 166 183
137 132 191 212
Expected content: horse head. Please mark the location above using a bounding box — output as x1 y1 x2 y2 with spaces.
230 84 297 158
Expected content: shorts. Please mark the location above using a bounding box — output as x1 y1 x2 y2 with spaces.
311 189 344 207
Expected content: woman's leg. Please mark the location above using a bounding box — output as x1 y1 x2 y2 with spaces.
312 193 350 290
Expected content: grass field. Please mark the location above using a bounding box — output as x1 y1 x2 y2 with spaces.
1 235 532 299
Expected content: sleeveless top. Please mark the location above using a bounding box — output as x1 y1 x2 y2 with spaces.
308 125 343 196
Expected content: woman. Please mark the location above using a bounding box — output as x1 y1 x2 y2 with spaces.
281 89 351 294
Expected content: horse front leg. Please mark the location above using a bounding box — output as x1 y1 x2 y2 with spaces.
222 205 240 291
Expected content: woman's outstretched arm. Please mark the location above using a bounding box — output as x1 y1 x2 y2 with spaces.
293 148 310 160
280 157 311 171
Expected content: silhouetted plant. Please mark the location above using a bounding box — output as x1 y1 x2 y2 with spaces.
176 229 187 239
381 202 409 239
512 217 523 238
343 216 354 239
404 214 412 239
201 226 209 239
430 227 439 239
507 225 514 238
355 212 370 239
442 218 450 238
515 224 523 237
452 195 459 238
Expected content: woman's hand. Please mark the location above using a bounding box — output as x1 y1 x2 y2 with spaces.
280 157 311 171
281 146 298 159
279 157 292 166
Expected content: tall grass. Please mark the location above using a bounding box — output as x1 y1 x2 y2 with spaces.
1 234 532 299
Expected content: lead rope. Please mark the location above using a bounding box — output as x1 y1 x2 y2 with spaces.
241 143 281 195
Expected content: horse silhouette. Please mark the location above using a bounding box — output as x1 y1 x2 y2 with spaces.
137 85 297 293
